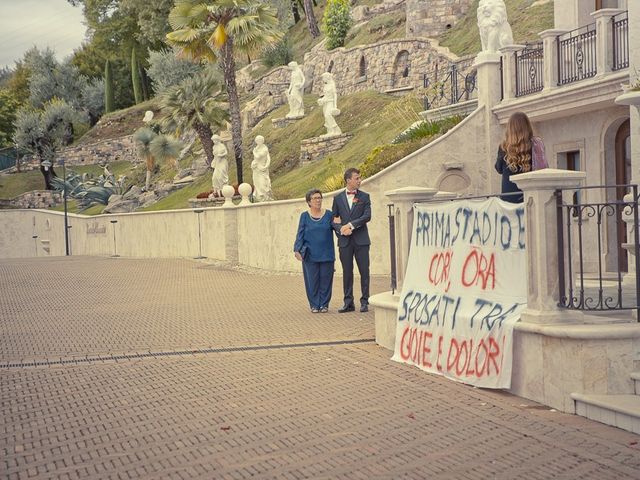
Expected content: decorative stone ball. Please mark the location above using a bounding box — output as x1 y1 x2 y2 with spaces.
221 185 235 199
238 183 253 197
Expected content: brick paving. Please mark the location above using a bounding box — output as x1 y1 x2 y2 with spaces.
1 257 639 479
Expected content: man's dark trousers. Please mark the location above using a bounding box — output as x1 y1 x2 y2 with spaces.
339 241 369 307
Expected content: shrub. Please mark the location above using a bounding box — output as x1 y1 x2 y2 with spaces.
262 39 293 68
359 140 425 179
323 0 352 50
392 115 463 144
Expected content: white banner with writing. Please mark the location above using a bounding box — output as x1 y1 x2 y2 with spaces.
392 198 527 388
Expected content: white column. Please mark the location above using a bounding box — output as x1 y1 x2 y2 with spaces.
539 29 567 92
512 169 587 324
473 52 504 195
591 8 625 77
384 187 438 294
499 45 526 100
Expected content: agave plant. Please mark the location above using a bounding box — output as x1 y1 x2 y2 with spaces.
50 168 129 209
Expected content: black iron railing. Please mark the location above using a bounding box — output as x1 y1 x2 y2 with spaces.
422 63 477 110
515 43 544 97
612 11 629 71
387 204 397 294
556 185 640 320
557 23 597 86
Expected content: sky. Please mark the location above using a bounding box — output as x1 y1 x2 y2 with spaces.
0 0 87 69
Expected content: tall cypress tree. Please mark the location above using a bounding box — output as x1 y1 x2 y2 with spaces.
104 60 115 113
131 49 143 104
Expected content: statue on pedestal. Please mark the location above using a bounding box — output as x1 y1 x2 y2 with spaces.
211 134 229 194
317 72 341 137
477 0 514 53
286 61 306 119
251 135 273 202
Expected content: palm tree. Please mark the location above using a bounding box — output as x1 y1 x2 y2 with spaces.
166 0 282 184
158 69 229 166
133 127 156 190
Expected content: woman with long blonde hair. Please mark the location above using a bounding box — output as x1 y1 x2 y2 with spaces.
495 111 546 203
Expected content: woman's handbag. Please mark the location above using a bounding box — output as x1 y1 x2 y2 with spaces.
532 137 548 170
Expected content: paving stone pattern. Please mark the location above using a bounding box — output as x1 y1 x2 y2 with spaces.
1 257 639 479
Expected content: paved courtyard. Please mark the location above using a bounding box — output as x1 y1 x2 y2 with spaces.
1 256 639 479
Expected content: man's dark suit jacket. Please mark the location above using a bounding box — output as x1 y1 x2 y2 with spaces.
331 189 371 247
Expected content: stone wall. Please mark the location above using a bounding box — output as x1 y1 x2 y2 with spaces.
60 136 137 166
10 190 62 209
406 0 474 37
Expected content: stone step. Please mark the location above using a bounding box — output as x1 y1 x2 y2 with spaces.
632 372 640 394
571 393 640 434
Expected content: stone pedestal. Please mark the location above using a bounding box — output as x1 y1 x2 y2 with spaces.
299 134 352 164
272 116 303 128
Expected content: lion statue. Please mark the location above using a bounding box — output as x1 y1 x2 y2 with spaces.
477 0 514 53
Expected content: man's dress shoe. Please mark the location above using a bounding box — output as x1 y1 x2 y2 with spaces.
338 304 355 313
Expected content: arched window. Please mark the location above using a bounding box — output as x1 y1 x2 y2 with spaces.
359 56 366 77
392 50 410 86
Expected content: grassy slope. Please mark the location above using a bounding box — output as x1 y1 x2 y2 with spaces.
0 161 135 200
439 0 554 56
344 9 406 48
236 91 421 199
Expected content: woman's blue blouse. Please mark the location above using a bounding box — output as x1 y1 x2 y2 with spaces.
293 210 335 262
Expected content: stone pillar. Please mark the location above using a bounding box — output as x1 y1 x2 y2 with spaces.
628 0 640 185
384 187 438 294
512 169 586 324
539 29 567 92
474 52 504 195
474 52 503 108
591 9 625 77
499 45 526 100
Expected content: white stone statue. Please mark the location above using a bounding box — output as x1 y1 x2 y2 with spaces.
211 134 229 193
251 135 273 202
286 61 305 119
142 110 154 123
477 0 514 53
317 72 341 137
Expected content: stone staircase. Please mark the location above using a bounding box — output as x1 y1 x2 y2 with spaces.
572 373 640 434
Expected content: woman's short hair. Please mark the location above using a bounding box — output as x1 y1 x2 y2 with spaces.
305 189 322 204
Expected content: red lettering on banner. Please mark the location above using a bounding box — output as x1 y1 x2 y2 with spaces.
428 250 453 292
487 337 501 376
461 249 496 290
399 326 433 368
400 327 503 379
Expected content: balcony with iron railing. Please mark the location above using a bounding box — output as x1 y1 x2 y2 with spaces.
496 8 629 119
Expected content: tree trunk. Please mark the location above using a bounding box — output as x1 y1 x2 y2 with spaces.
195 122 214 166
40 164 57 190
291 0 301 23
220 39 244 185
303 0 320 38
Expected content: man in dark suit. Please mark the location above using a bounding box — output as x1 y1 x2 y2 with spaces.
331 168 371 313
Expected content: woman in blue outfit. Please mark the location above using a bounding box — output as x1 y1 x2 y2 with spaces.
293 189 335 313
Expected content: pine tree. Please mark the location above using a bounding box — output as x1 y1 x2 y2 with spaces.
104 60 115 113
131 49 143 104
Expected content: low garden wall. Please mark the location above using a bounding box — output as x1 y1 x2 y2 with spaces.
0 107 490 274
